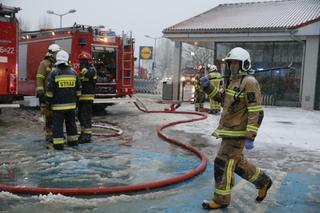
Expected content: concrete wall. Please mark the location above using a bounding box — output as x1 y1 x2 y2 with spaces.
301 36 320 110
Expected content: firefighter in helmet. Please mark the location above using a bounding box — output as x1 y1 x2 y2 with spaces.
207 64 222 114
193 65 206 111
46 50 82 150
77 51 97 143
36 43 60 143
200 47 272 210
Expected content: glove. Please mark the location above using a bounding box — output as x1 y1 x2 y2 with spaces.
199 76 210 88
245 139 254 150
37 92 46 104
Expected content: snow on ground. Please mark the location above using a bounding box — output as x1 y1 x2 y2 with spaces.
0 94 319 212
172 102 320 151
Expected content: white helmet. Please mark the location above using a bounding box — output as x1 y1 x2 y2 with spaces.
55 50 69 65
207 64 217 73
223 47 251 71
48 44 61 53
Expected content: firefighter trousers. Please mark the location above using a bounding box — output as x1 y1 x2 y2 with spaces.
213 138 271 205
78 100 93 136
194 90 205 110
209 98 221 111
52 109 78 145
40 103 53 139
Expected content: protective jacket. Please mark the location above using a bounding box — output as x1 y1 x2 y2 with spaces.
194 76 204 95
46 66 81 111
208 71 223 111
208 71 222 88
36 58 54 95
204 73 264 140
193 74 206 108
79 65 97 101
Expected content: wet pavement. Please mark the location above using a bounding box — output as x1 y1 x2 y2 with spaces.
0 94 319 212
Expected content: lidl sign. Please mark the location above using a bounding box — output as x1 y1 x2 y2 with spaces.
140 46 153 60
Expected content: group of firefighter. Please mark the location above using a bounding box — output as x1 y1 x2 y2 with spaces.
35 44 273 210
193 64 223 114
36 44 97 150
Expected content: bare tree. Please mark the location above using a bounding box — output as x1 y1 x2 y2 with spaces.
183 43 214 68
17 16 30 31
157 38 174 79
156 40 214 79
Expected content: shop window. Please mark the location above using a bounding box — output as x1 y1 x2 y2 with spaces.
216 41 304 107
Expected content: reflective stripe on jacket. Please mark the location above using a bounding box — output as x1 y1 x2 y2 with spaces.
208 71 223 96
46 66 82 111
36 59 53 94
204 74 264 140
80 65 97 101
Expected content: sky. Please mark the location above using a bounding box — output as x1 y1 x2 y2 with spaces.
3 0 275 49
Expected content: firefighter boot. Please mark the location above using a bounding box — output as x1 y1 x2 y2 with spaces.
254 173 273 202
46 136 53 144
214 110 220 115
53 144 64 150
67 141 78 146
53 138 64 150
202 200 228 210
256 178 273 202
79 134 91 144
45 130 53 143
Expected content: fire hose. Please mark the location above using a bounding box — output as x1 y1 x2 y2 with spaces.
0 97 208 195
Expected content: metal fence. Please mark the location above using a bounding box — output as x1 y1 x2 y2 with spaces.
134 79 161 94
262 94 275 106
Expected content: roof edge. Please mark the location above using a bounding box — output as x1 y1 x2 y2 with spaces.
162 27 294 35
292 17 320 29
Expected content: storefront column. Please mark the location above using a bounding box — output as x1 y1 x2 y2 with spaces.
172 41 182 100
301 36 320 110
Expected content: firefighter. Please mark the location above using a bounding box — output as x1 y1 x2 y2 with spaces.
46 50 82 150
77 51 97 143
207 64 222 114
193 66 206 111
36 43 60 143
200 47 272 210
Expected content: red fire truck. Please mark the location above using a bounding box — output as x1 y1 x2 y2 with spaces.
18 24 135 107
0 4 20 110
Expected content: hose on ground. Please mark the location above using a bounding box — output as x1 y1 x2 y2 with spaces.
0 97 208 195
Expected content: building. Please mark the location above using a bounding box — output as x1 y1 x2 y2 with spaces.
162 0 320 110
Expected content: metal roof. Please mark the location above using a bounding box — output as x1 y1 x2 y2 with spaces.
163 0 320 34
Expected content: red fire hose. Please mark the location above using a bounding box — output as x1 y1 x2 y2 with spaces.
0 100 208 195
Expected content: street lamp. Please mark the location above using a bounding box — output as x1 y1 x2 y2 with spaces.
46 9 76 28
145 35 162 74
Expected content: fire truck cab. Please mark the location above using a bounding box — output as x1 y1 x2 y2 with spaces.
0 4 20 110
18 24 134 106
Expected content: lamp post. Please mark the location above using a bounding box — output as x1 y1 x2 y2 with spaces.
145 35 161 77
46 9 76 28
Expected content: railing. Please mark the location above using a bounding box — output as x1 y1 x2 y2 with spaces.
134 79 160 94
262 94 275 106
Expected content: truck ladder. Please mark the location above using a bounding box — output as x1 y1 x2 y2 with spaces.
121 31 133 88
